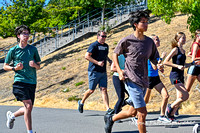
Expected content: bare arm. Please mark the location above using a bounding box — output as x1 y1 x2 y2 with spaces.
3 62 23 71
163 47 184 70
192 44 200 62
85 52 104 67
29 61 40 70
111 62 117 72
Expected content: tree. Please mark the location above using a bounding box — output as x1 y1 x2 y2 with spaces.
0 0 46 38
148 0 200 34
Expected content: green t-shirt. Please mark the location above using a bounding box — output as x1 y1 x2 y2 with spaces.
5 44 41 84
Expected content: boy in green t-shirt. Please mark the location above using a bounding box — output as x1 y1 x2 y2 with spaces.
3 25 41 133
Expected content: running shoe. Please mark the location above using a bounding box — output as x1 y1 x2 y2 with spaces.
6 111 15 129
174 107 179 117
166 104 173 118
168 116 179 122
131 117 138 127
104 114 114 133
193 124 200 133
157 116 172 123
78 100 84 113
106 108 115 115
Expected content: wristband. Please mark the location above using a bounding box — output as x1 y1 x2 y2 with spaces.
12 67 15 71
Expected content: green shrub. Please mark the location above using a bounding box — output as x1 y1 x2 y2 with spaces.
67 96 81 101
62 67 66 70
75 81 85 86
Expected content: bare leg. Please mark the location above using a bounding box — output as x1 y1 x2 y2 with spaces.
154 83 169 116
144 88 151 104
23 100 33 130
185 74 196 92
81 89 94 104
14 107 25 117
112 106 137 121
101 87 109 110
137 107 147 133
170 83 189 116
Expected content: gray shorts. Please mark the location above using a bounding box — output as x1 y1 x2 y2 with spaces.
88 71 107 90
124 79 146 109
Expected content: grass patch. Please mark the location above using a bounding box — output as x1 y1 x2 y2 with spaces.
75 81 85 86
67 95 81 101
62 67 66 70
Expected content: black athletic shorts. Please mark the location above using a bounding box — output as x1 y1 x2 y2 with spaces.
187 65 200 76
148 76 161 89
170 76 184 85
13 82 36 105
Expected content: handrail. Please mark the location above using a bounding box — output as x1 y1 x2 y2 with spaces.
0 0 147 59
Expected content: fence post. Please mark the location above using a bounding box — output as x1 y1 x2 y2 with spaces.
116 5 118 22
88 13 90 32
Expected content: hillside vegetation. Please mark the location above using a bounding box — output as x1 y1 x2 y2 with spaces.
0 14 200 115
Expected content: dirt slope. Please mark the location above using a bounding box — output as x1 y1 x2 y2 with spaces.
0 14 199 115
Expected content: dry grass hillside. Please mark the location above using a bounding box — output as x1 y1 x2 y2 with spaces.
0 14 200 115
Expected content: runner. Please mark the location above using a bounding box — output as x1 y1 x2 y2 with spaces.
3 25 41 133
163 32 192 121
78 31 113 114
104 10 163 133
111 54 129 122
144 34 171 123
186 29 200 92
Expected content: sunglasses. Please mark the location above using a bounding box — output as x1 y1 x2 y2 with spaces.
20 32 30 36
99 35 107 38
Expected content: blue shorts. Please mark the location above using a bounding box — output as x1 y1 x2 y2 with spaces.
187 65 200 76
13 82 36 105
88 71 107 90
124 79 146 109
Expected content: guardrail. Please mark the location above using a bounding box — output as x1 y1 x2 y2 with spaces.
0 0 147 59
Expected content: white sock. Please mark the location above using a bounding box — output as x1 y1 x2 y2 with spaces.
11 113 15 119
27 130 33 133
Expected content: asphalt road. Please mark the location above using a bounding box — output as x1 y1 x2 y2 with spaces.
0 105 199 133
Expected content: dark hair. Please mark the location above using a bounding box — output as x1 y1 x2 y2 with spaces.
171 32 185 48
128 9 151 31
15 25 30 42
97 30 107 39
193 29 200 42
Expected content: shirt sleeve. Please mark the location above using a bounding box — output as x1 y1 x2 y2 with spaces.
34 48 41 63
87 43 96 54
4 49 13 64
114 39 126 55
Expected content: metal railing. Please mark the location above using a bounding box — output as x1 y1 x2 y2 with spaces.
0 0 147 58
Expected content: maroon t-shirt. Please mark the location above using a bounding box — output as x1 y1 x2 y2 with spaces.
114 34 159 88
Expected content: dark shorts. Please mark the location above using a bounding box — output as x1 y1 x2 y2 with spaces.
170 76 184 85
148 76 161 89
13 82 36 105
187 65 200 76
88 71 107 90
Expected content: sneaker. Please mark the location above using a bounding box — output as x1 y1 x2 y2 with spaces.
157 116 172 123
115 120 123 123
6 111 15 129
106 108 115 115
193 124 200 133
168 116 179 122
174 107 179 117
78 100 83 113
166 104 173 118
131 117 138 127
104 114 114 133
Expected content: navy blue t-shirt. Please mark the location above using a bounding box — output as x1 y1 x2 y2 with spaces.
87 41 109 72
